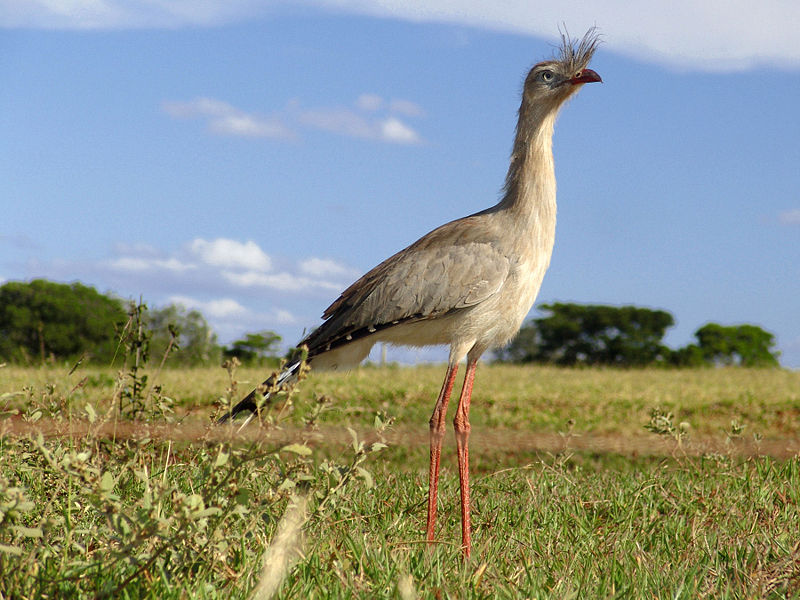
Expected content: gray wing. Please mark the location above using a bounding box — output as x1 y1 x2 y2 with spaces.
302 216 511 354
353 241 508 322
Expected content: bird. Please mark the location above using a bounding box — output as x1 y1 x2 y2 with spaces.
219 29 601 558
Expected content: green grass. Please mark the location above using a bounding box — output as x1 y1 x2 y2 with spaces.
293 457 800 599
1 362 799 598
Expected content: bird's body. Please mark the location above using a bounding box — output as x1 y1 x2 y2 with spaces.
308 201 555 370
221 30 601 558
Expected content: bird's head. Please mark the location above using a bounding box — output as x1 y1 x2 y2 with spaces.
522 29 602 110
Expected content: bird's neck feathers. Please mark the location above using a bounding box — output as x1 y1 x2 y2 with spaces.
499 102 559 222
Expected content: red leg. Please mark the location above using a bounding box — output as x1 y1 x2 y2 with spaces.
426 362 459 544
453 358 477 558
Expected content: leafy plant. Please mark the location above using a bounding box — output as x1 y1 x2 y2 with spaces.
645 407 690 452
0 331 390 599
115 299 151 420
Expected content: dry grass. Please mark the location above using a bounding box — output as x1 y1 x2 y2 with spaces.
4 361 799 446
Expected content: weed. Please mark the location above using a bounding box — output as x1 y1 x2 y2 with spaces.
115 298 151 420
645 406 690 453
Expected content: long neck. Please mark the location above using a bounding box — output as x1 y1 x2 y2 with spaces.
499 102 558 224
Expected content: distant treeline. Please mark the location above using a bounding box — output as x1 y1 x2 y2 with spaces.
494 302 779 367
0 279 281 367
0 279 781 368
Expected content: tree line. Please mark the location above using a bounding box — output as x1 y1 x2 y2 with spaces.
0 280 781 368
494 302 780 367
0 279 281 367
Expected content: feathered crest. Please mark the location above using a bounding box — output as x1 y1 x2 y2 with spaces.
556 27 601 72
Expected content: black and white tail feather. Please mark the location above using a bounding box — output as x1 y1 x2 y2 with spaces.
217 358 303 425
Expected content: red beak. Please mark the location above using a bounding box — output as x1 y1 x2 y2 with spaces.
569 68 602 85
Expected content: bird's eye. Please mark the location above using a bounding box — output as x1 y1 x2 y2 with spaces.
538 70 554 83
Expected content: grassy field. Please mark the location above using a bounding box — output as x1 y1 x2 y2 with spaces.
1 362 799 598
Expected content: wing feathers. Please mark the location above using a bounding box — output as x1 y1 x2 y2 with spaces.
305 216 511 354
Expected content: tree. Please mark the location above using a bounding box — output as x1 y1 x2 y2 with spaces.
146 304 222 366
668 343 706 367
691 323 779 367
223 331 282 366
0 279 127 363
496 303 675 366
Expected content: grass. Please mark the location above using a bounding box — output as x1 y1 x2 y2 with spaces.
1 361 799 598
4 363 799 436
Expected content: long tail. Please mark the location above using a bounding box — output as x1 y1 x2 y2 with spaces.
217 359 302 424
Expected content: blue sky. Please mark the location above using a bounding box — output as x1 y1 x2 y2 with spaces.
2 1 799 366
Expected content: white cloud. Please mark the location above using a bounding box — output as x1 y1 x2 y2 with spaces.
298 106 375 139
164 293 299 341
189 238 272 271
221 270 276 288
164 95 424 144
779 209 800 225
299 257 360 279
107 257 150 272
163 97 295 140
380 117 420 144
168 295 249 318
167 292 292 320
5 1 800 72
206 298 250 318
108 256 196 272
296 102 423 144
317 0 800 71
221 270 341 292
0 0 263 29
104 237 354 296
209 114 290 138
274 309 297 324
